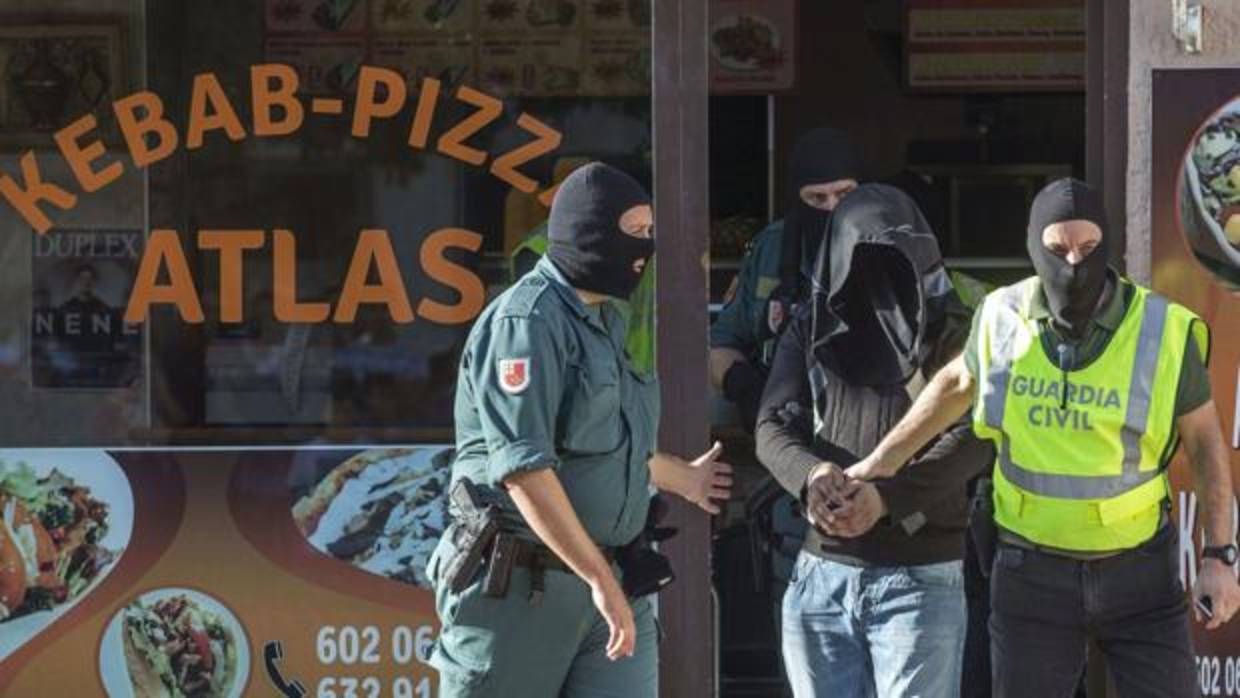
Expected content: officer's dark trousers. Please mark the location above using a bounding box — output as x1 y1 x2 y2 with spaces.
989 524 1195 698
961 534 992 698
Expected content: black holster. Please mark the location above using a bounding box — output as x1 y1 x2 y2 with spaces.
442 478 503 593
616 495 678 598
482 532 519 599
968 477 997 578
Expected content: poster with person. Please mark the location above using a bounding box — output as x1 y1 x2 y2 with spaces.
30 228 143 390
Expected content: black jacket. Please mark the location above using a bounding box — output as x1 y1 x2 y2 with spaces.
755 184 994 566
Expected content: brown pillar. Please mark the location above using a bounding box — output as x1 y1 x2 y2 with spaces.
653 0 714 696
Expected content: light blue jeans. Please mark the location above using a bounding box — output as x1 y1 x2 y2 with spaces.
782 552 967 698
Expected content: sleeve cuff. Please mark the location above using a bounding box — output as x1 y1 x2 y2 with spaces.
488 440 559 485
790 452 823 504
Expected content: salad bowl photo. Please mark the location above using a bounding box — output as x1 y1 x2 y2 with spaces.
1180 95 1240 290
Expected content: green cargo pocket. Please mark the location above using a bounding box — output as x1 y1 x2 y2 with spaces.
430 624 494 691
562 359 623 454
431 533 487 626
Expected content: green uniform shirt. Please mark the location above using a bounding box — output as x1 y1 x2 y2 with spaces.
963 272 1211 418
452 257 660 547
709 220 791 361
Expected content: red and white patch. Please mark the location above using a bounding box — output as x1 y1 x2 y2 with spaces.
498 358 531 394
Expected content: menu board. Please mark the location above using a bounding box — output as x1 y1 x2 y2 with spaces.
905 0 1085 92
261 0 652 97
707 0 797 94
1151 69 1240 696
0 446 450 697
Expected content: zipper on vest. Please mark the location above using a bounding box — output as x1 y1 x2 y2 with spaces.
1055 343 1076 410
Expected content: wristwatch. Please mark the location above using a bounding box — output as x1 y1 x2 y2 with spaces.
1202 544 1239 566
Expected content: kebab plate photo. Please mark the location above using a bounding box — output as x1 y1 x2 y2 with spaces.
0 459 117 623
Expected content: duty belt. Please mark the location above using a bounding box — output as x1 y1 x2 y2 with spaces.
484 533 615 605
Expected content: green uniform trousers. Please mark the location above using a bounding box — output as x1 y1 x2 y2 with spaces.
431 560 657 698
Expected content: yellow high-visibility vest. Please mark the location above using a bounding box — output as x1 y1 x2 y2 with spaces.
972 276 1208 552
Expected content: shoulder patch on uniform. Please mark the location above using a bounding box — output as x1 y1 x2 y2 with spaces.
498 358 531 394
755 275 780 300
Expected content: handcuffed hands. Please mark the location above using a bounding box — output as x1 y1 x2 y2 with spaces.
805 462 888 539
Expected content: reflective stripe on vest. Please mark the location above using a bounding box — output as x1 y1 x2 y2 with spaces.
973 277 1205 551
980 286 1170 500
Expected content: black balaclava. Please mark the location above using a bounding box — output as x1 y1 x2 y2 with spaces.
1026 178 1110 338
778 128 863 290
547 162 654 299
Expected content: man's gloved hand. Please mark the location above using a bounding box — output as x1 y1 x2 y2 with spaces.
722 360 765 432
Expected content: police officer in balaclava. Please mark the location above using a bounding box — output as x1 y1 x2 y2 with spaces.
432 162 732 698
710 127 863 432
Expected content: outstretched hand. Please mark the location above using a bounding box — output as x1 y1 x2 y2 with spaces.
683 441 733 515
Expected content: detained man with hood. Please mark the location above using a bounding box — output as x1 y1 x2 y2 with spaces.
430 163 733 698
849 178 1240 697
710 127 863 431
755 184 992 697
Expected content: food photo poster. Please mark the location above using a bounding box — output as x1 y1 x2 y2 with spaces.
1153 68 1240 687
0 447 449 697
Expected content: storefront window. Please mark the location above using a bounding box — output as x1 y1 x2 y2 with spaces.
1 0 654 447
0 3 663 695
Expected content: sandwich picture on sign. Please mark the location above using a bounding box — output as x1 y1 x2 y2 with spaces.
98 587 250 698
292 447 451 589
499 358 530 394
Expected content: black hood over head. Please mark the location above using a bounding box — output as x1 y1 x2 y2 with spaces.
810 183 954 386
779 128 863 288
547 162 653 299
1026 178 1110 338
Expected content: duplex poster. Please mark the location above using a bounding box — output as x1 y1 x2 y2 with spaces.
30 228 143 390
